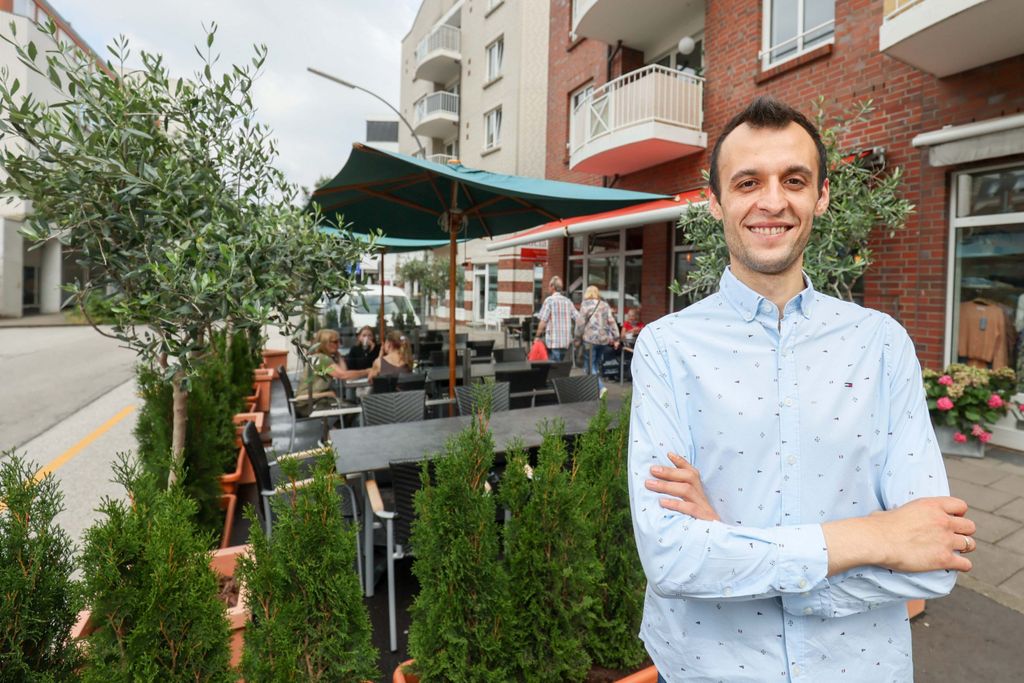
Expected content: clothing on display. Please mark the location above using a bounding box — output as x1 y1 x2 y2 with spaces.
958 298 1014 369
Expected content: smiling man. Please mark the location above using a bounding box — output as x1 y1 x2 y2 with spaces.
628 97 975 682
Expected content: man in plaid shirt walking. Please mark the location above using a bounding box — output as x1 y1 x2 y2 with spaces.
534 276 578 362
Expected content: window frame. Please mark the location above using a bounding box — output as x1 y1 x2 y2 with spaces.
759 0 835 70
486 36 504 83
484 106 503 151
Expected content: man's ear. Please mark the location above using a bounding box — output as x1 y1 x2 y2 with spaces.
709 190 723 220
814 178 830 217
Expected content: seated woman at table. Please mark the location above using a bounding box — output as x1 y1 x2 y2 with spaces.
368 330 414 381
345 325 380 370
295 328 369 417
621 307 644 346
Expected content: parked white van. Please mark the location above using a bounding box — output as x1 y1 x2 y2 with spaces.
323 285 421 329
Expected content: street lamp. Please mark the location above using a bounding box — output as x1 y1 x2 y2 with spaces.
307 66 427 159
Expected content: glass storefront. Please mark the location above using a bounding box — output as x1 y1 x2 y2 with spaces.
950 164 1024 448
566 227 643 321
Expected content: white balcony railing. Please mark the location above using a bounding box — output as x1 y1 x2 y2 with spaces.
428 154 458 165
883 0 923 21
415 24 460 66
570 65 703 158
414 91 459 125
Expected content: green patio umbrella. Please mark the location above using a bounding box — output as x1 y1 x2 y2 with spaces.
310 143 669 402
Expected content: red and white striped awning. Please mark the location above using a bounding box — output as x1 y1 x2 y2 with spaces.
486 188 706 251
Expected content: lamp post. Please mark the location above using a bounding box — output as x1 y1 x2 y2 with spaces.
307 66 427 158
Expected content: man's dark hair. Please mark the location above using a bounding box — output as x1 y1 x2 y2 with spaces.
708 96 827 199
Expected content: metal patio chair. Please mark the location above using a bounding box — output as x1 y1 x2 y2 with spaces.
552 374 601 404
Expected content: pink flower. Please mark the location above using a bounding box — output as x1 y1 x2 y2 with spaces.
952 432 968 443
971 424 985 437
978 430 992 444
936 397 954 411
987 394 1004 409
937 375 953 386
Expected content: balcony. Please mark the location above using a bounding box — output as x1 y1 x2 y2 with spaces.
569 65 706 176
879 0 1024 77
428 154 459 165
413 91 459 139
414 24 461 83
572 0 704 55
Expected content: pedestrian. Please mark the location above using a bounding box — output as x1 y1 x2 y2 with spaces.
575 285 619 394
629 96 975 682
533 275 578 362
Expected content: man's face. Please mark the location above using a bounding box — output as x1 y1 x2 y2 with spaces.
709 122 829 284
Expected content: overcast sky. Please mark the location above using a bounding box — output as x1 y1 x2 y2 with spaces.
54 0 420 194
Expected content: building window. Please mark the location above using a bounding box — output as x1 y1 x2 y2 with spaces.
568 83 594 152
652 37 704 75
12 0 35 19
484 107 502 150
486 0 504 14
761 0 835 69
486 37 504 82
565 226 643 321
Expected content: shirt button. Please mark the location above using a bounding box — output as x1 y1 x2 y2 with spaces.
787 455 797 465
784 397 793 407
803 607 813 615
723 586 733 596
793 664 802 676
799 579 808 589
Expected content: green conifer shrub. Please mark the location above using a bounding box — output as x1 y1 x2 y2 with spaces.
78 456 232 682
0 450 82 680
228 327 259 407
574 400 646 669
501 426 601 683
406 417 512 682
237 451 378 682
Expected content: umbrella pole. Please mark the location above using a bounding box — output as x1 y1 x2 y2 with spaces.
448 215 457 415
378 248 386 348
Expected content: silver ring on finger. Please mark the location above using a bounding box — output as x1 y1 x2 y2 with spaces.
963 536 973 552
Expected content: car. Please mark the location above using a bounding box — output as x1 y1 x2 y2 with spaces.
321 285 421 330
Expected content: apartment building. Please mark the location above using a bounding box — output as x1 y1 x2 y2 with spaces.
0 0 101 318
398 0 550 323
507 0 1023 448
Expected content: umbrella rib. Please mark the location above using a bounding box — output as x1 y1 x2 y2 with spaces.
506 194 560 221
320 187 442 217
426 174 448 211
312 172 433 197
458 184 493 239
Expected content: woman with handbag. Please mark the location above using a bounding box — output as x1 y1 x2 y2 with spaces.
575 286 620 393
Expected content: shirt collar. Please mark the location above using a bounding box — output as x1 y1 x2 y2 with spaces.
719 266 816 322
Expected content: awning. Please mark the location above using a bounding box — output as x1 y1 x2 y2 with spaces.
912 113 1024 167
485 188 706 251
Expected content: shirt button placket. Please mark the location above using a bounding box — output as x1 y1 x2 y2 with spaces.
778 317 804 675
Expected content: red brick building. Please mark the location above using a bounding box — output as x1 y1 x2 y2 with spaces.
494 0 1024 448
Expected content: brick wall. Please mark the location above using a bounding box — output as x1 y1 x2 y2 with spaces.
544 0 1024 368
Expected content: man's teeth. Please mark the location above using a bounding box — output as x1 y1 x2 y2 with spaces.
749 226 788 236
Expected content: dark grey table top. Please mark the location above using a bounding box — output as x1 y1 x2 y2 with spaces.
425 360 532 382
330 398 622 475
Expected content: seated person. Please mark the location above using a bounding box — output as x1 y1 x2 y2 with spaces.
621 307 645 347
345 325 380 370
368 330 414 381
295 329 370 417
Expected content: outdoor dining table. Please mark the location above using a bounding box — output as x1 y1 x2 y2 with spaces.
424 359 532 383
329 397 623 595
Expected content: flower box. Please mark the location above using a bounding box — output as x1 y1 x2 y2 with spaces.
220 447 246 495
261 348 289 379
252 369 274 413
218 493 238 549
935 425 985 458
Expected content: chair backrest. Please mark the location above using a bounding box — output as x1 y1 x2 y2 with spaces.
553 374 600 404
495 366 549 394
455 332 469 345
428 349 448 366
242 421 274 495
397 372 426 392
455 381 510 416
417 340 443 361
467 339 495 359
277 365 297 417
389 459 434 550
372 375 398 394
362 389 426 426
494 347 527 363
542 360 572 381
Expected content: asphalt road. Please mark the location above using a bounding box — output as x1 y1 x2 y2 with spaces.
0 325 136 452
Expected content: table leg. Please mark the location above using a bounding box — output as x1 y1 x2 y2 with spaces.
363 476 375 597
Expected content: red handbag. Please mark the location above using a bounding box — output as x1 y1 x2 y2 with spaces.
527 338 549 361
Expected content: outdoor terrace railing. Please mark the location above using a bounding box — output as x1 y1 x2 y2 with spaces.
414 91 459 125
569 64 703 158
428 154 458 165
414 24 460 65
883 0 923 21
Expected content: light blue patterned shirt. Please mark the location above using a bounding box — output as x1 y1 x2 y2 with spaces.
628 267 956 682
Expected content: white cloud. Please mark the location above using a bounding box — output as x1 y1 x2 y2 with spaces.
52 0 419 191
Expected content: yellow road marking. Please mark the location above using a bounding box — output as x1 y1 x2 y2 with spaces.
34 405 136 481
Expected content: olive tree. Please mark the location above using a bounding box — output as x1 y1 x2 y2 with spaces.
674 99 914 302
0 22 369 481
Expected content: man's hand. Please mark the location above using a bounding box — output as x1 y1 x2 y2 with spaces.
645 452 720 522
822 496 976 576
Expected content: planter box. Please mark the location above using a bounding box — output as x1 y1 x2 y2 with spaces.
220 447 246 495
219 493 238 549
261 349 289 379
233 412 265 447
934 425 986 458
252 369 274 413
70 544 252 671
392 660 659 682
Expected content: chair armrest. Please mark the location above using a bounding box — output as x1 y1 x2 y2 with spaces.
364 479 395 519
274 476 315 493
289 391 339 403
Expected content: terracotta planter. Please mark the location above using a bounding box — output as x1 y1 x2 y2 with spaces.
392 659 659 682
233 412 265 448
219 493 238 549
71 544 251 671
907 599 926 619
220 447 246 495
252 369 273 413
261 348 289 379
